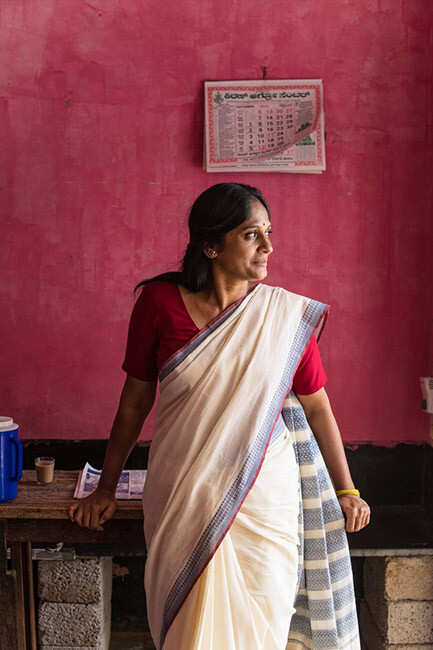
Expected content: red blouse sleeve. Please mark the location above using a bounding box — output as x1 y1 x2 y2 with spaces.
292 336 327 395
121 285 159 381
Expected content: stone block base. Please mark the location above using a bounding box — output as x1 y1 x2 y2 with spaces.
360 599 433 650
39 602 110 649
364 557 433 607
362 555 433 649
38 557 112 650
39 558 112 604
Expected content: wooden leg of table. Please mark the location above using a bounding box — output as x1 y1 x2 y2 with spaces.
25 542 37 650
0 521 21 650
8 541 37 650
10 542 27 650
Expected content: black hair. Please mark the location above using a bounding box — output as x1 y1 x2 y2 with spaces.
135 183 270 293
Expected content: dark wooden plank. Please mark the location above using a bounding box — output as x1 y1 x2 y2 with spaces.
6 518 145 546
0 519 7 575
0 572 20 650
10 543 27 650
0 521 20 650
25 542 37 650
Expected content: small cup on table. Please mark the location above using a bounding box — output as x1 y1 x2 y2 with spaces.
35 456 55 484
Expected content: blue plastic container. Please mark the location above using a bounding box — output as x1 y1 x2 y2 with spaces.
0 417 23 502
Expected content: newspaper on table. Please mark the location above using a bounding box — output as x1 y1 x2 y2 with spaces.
73 462 147 500
204 79 325 173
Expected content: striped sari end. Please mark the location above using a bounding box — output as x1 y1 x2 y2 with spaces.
283 396 360 650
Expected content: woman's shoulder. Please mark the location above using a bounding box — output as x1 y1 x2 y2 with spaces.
259 283 308 302
261 283 326 307
137 280 179 298
133 281 179 313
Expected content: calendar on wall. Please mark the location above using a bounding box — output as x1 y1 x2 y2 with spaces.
204 80 325 173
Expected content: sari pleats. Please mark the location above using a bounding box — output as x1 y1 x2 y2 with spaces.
164 431 300 650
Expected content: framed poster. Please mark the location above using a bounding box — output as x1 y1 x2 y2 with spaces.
204 79 325 173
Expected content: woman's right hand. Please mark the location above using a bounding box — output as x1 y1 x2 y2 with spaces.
68 488 117 532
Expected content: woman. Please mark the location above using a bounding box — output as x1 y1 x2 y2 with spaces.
69 183 370 650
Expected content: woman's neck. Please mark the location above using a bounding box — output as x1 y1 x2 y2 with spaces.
202 278 255 312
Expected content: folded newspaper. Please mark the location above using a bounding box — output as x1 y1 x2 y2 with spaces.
73 462 147 500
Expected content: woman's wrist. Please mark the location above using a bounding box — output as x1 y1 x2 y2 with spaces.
96 482 117 495
336 488 360 498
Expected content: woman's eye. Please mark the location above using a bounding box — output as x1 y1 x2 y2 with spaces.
245 229 272 240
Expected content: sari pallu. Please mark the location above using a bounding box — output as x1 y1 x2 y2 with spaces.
142 283 360 650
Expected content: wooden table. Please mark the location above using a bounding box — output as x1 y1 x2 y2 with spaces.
0 470 144 650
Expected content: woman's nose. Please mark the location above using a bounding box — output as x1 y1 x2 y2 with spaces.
259 235 273 254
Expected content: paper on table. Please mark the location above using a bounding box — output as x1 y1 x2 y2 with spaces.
73 462 147 500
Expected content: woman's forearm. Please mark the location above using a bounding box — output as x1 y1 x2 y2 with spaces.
307 408 354 490
98 376 157 493
98 406 148 492
299 389 355 491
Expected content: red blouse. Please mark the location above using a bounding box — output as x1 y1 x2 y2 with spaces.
122 282 327 395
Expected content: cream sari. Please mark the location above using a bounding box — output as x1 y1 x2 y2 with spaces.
142 283 360 650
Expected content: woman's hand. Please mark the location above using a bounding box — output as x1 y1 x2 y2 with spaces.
337 494 370 533
68 488 117 532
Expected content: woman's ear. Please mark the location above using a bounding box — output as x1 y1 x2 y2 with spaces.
203 241 220 259
204 248 217 259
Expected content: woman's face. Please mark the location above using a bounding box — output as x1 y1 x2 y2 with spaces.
212 200 273 283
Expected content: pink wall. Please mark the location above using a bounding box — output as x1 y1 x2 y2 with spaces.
1 1 432 444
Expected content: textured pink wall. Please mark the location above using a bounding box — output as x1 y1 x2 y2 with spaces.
1 0 432 443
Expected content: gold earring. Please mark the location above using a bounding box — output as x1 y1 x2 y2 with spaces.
206 249 217 259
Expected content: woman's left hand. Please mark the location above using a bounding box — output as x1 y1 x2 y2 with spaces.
338 494 370 533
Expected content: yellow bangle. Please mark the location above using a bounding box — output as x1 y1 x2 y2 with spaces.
336 488 360 498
